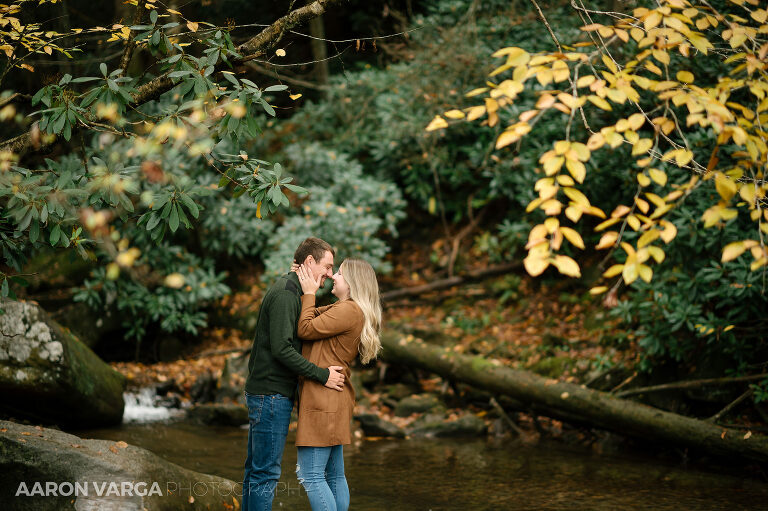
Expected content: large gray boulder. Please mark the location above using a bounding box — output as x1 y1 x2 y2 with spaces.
0 300 125 427
0 420 241 510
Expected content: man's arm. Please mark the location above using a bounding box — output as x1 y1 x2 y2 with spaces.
268 290 331 384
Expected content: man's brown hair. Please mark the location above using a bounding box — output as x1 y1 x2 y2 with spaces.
293 237 334 265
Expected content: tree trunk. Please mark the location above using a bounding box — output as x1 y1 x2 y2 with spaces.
309 16 329 90
380 330 768 462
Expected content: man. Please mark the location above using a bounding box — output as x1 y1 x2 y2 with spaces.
242 237 345 510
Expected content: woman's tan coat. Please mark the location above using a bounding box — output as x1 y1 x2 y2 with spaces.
295 294 364 447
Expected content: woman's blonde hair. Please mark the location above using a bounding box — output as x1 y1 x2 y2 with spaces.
340 258 382 364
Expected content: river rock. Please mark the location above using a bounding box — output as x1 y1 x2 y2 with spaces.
393 393 445 417
0 419 240 510
0 300 125 427
354 413 405 438
409 414 488 438
215 353 249 406
186 404 248 427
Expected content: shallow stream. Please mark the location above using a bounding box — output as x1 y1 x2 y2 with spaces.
75 414 768 510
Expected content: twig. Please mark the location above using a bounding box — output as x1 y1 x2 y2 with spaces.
616 374 768 398
245 62 330 90
380 261 521 302
708 388 754 423
490 396 526 436
610 371 637 394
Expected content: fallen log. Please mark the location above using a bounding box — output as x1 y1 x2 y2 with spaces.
380 330 768 462
380 261 521 302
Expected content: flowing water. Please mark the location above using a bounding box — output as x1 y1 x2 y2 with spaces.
72 392 768 510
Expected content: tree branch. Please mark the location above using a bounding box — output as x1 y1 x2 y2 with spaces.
380 261 521 303
616 374 768 398
118 0 146 74
1 0 346 156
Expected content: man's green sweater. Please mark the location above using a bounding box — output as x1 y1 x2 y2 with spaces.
245 272 329 401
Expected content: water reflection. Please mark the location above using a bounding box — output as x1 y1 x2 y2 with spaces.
74 422 768 511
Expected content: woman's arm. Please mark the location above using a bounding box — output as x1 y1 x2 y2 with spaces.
298 295 354 340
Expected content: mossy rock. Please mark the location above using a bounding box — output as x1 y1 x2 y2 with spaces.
409 414 487 438
384 383 417 401
187 404 248 426
528 356 573 379
393 393 445 417
354 413 405 438
0 420 240 510
0 300 125 427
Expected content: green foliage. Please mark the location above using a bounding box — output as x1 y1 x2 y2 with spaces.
261 143 406 279
276 0 567 223
610 188 768 372
73 244 229 340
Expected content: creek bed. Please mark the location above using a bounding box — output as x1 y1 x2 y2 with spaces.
73 420 768 510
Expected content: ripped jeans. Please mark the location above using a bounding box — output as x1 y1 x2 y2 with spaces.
296 445 349 511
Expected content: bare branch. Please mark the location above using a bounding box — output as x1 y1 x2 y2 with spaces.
118 0 147 74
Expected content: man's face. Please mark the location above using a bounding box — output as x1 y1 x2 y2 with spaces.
307 250 334 287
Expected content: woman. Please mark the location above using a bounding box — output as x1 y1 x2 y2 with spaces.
294 258 382 511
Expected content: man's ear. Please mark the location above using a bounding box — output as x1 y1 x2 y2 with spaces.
304 255 315 266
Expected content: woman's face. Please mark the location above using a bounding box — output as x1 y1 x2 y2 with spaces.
331 266 350 300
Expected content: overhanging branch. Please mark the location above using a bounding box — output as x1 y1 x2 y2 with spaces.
1 0 346 157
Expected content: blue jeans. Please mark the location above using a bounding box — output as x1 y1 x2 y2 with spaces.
296 445 349 511
242 393 293 511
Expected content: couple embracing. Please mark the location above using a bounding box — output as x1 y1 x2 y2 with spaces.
242 237 382 511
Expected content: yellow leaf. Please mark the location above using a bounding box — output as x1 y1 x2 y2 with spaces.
566 159 586 183
632 138 653 155
426 116 448 132
577 75 596 88
751 9 768 23
563 187 590 206
524 256 550 276
622 263 639 285
588 95 612 111
596 231 618 249
543 156 565 176
256 201 262 219
596 217 621 231
603 264 624 278
557 174 575 186
637 172 651 187
659 220 677 243
561 227 585 249
444 109 465 119
571 142 590 161
644 11 662 31
739 183 756 204
647 246 665 263
565 206 582 223
675 149 693 166
638 264 653 283
648 168 667 186
722 241 746 262
466 87 489 97
715 172 737 201
289 93 302 100
466 105 486 121
637 229 660 248
677 70 694 83
589 286 608 295
552 255 581 277
187 21 199 32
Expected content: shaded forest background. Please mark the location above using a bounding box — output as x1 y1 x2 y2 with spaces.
2 0 768 430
